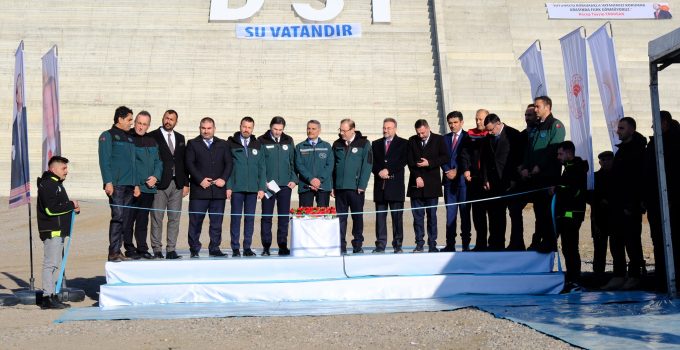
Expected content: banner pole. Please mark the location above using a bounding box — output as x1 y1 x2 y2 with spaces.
28 203 35 290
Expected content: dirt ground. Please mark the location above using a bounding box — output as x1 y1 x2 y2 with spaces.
0 196 658 349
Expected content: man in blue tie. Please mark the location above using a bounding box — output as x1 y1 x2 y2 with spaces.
185 117 233 258
441 111 471 252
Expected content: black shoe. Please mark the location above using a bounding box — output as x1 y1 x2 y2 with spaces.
372 248 385 254
462 245 470 252
153 252 165 259
429 247 440 253
441 245 456 252
209 250 227 257
41 295 68 310
278 247 290 256
471 246 486 252
165 251 181 260
125 250 141 260
261 249 271 256
505 245 526 251
536 242 557 254
244 249 257 257
139 252 154 260
413 246 424 253
190 251 200 259
232 249 241 257
353 247 364 254
394 247 403 254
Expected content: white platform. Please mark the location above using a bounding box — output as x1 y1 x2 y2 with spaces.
100 252 564 308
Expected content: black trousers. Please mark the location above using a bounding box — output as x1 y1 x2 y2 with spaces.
486 195 507 251
591 217 611 274
467 183 489 249
610 209 644 278
187 199 225 253
374 201 404 250
648 205 680 291
260 186 292 249
299 190 330 207
557 218 582 283
336 189 365 250
108 185 134 254
123 192 155 253
507 193 529 250
530 191 557 251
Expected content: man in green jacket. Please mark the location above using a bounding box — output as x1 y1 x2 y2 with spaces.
98 106 136 262
520 95 565 252
123 111 162 260
333 118 373 254
257 116 297 256
295 120 334 206
227 116 267 257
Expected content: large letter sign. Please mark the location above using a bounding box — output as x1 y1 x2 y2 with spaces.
210 0 390 23
292 0 344 22
210 0 265 21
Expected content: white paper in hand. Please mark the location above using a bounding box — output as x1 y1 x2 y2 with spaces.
265 180 281 199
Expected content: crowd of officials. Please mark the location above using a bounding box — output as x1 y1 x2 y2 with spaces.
34 95 659 298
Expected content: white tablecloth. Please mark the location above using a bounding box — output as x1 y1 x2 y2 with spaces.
291 217 341 257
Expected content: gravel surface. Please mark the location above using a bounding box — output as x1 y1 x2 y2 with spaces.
2 197 655 349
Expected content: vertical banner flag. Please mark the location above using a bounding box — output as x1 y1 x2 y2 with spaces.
10 41 31 208
42 45 61 171
518 41 549 99
587 24 623 151
560 28 594 190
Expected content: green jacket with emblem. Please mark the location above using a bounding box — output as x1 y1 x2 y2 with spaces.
257 131 297 187
133 133 163 194
98 125 137 186
226 132 267 193
294 138 334 193
37 171 75 241
332 131 373 190
522 114 565 185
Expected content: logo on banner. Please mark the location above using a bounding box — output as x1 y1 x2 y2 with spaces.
569 74 587 120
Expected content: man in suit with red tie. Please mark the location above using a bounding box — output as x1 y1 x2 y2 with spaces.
441 111 471 252
149 110 189 259
371 118 408 253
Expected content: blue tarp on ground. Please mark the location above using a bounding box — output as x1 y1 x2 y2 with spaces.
56 292 680 349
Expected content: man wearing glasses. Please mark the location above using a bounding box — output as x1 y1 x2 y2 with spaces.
332 119 373 254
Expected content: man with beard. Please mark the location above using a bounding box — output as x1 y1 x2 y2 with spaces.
602 117 647 290
149 110 189 260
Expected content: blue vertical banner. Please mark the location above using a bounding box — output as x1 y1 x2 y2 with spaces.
42 45 61 171
10 41 31 208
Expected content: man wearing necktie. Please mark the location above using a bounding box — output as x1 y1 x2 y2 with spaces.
149 110 189 259
257 116 297 256
441 111 471 252
294 120 334 207
407 119 449 252
227 117 267 257
185 117 232 258
371 118 407 253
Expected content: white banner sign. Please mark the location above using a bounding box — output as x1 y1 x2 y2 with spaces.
518 41 549 99
547 3 672 19
236 23 361 40
560 28 595 190
42 46 62 171
587 24 623 152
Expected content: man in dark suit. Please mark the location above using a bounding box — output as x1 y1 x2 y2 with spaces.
480 114 521 251
372 118 408 253
441 111 471 252
149 110 189 259
185 117 233 258
407 119 449 252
